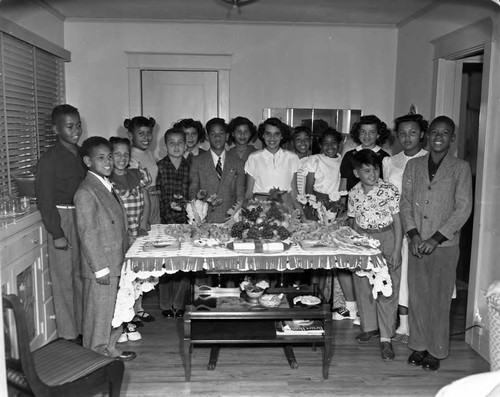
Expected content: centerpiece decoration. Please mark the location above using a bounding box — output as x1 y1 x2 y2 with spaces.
185 190 222 227
167 190 229 245
297 191 346 224
227 188 301 241
240 276 270 303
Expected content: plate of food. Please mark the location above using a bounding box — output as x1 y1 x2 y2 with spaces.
293 295 321 306
192 238 220 248
143 240 180 251
259 293 285 308
227 240 291 254
299 240 329 251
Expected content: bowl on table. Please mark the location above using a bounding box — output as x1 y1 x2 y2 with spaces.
245 289 265 299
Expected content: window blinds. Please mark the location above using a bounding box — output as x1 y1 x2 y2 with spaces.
0 32 64 196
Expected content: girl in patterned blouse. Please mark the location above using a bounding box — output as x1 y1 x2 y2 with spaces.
110 137 154 340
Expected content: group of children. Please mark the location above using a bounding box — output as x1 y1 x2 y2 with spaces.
36 104 472 371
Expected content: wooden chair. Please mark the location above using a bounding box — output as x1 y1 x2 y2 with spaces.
3 294 125 397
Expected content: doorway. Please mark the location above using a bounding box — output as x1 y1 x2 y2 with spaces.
456 58 483 285
431 17 493 358
141 70 219 159
126 52 231 159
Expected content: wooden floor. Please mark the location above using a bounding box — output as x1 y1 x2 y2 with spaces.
116 288 489 397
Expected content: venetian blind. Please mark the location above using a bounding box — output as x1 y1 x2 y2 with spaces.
0 32 64 196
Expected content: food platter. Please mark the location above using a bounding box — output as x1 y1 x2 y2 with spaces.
293 295 322 306
299 240 332 251
143 240 180 252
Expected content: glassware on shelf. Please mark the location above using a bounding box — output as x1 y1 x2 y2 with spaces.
20 196 30 211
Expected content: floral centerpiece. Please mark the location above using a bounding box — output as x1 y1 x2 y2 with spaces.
186 190 222 226
170 190 222 227
297 191 347 225
228 189 301 241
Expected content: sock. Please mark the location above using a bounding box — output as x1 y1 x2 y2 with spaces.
396 314 409 334
345 301 358 318
380 337 391 343
345 300 357 313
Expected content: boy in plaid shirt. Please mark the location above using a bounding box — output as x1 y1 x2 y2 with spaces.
156 127 190 318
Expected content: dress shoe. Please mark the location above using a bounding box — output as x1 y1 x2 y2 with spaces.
117 351 137 361
422 354 440 371
380 342 395 361
162 309 175 318
174 309 184 319
407 350 428 366
355 330 380 344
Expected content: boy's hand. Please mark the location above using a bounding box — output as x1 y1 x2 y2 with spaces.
54 236 69 250
418 238 439 255
409 235 423 258
138 227 149 236
389 250 402 271
96 274 110 285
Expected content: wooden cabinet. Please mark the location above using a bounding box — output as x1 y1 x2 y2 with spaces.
1 210 56 358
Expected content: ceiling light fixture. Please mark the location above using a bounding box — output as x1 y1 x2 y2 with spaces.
219 0 260 9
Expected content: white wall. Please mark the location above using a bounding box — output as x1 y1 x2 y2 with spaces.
395 2 500 361
64 21 397 142
0 0 64 47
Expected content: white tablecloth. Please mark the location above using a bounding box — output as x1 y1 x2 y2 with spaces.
112 224 390 327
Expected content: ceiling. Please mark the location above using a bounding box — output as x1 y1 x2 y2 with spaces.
10 0 454 26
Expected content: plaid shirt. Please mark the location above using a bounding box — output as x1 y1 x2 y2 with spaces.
157 155 190 224
110 169 147 237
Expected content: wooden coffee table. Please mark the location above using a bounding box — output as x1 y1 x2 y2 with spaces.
183 287 333 381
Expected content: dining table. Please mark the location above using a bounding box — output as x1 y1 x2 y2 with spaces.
112 224 391 327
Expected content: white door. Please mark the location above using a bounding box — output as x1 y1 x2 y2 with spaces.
141 70 219 159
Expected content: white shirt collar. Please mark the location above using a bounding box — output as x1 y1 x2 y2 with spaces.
356 144 381 153
210 149 226 167
89 171 113 192
263 147 283 158
184 145 201 158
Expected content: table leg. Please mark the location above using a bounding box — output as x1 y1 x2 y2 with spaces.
183 316 192 381
283 344 299 369
322 316 333 380
207 346 220 370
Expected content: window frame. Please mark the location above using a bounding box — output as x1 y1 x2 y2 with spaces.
0 17 70 197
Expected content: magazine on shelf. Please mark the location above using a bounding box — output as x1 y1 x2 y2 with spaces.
275 320 324 336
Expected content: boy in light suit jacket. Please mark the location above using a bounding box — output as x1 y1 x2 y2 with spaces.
401 116 472 371
189 118 245 223
74 136 136 361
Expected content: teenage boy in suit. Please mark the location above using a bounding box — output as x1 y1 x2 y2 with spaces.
36 104 86 343
189 117 245 223
74 136 136 360
401 116 472 371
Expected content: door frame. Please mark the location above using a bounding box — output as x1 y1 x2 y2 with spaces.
126 52 231 121
431 17 493 360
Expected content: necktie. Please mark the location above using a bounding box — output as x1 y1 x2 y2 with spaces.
216 157 222 179
112 189 120 203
